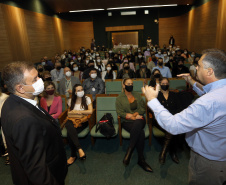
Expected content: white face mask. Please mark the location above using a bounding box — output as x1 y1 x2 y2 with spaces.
73 67 78 71
90 57 93 60
172 51 175 54
147 48 150 51
109 51 112 53
78 57 81 60
138 50 141 52
163 54 167 56
191 54 195 58
184 52 187 54
85 53 88 56
76 90 84 98
96 54 99 56
86 60 89 64
70 62 74 65
65 71 71 77
158 52 161 54
106 67 111 71
42 62 45 66
138 55 142 58
23 78 44 96
91 73 97 79
97 59 101 62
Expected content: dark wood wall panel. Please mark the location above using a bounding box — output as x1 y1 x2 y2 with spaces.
24 10 57 63
0 4 12 70
69 22 94 52
159 14 188 49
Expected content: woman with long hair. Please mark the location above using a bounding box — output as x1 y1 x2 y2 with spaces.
40 81 62 120
101 63 116 81
116 78 152 172
65 84 93 165
149 69 163 87
155 77 181 164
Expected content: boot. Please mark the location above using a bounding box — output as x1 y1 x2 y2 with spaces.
159 135 171 165
123 147 133 166
138 155 153 172
169 135 179 164
170 152 179 164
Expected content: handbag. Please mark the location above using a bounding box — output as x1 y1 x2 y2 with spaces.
95 113 116 138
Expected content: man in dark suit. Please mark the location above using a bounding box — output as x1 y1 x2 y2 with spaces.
1 61 68 185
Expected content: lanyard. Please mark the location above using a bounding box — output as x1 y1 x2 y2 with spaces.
66 80 71 89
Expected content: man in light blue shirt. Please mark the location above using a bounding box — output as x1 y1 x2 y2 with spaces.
152 58 172 78
155 49 164 58
143 49 226 185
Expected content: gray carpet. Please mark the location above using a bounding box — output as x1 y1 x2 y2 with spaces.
0 135 190 185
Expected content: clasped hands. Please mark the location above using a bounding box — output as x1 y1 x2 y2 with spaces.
126 112 143 120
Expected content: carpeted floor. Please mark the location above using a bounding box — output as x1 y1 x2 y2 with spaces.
0 135 190 185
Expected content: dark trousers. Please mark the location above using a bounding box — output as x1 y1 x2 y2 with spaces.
122 119 145 159
189 150 226 185
65 120 88 157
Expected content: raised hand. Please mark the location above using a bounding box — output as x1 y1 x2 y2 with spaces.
142 84 160 101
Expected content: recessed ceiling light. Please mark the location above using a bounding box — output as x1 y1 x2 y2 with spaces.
187 4 189 5
107 4 177 10
69 9 104 13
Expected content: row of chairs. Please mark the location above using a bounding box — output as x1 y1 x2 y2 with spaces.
105 78 188 94
58 94 153 146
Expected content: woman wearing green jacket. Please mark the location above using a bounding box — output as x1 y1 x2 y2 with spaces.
116 78 153 172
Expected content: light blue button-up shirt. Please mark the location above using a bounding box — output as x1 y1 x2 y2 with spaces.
152 66 172 78
148 79 226 161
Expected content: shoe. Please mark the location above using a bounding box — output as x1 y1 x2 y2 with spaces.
2 152 8 157
123 147 133 166
5 157 10 165
138 160 153 172
170 153 179 164
79 154 86 161
67 156 77 166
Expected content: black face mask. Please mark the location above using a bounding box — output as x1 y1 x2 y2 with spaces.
124 66 129 70
178 64 184 68
140 65 146 69
89 65 94 68
38 68 43 72
161 85 169 91
169 59 173 62
125 85 133 92
152 58 156 62
56 66 61 70
45 77 52 81
158 62 163 66
154 73 161 78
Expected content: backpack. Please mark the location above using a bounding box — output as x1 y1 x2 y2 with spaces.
95 113 116 138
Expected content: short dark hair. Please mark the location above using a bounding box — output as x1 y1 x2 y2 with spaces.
202 49 226 79
3 61 34 93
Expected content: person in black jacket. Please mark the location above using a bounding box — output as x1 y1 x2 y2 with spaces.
117 62 136 79
1 61 67 185
82 60 101 79
172 57 190 77
155 77 181 164
136 61 151 78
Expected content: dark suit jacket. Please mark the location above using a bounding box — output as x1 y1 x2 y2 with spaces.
1 94 68 185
